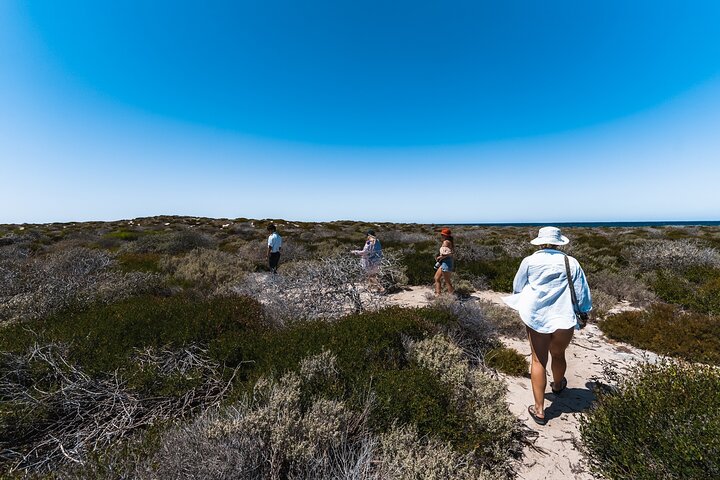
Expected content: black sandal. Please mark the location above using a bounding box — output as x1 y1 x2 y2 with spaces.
527 405 547 425
551 377 567 395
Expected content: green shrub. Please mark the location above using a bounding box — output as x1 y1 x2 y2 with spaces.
400 250 436 285
580 361 720 479
484 347 528 377
123 230 215 255
117 252 161 273
372 367 459 440
460 257 521 292
159 248 250 288
600 304 720 365
104 230 141 241
216 306 455 390
0 294 265 377
650 266 720 315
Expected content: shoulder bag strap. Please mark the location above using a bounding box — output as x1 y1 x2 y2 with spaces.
563 254 581 314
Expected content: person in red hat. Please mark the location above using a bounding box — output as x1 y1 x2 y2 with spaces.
434 228 455 295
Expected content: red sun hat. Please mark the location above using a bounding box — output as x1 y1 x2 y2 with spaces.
440 228 452 237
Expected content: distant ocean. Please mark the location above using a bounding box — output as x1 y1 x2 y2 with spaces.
452 221 720 228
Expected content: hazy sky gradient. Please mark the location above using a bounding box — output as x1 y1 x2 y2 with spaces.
2 1 719 223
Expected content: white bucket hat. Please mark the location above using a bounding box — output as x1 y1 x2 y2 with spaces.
530 226 569 246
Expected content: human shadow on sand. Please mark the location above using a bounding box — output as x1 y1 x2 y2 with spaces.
540 381 597 421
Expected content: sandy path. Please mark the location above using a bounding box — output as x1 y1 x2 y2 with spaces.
388 286 656 480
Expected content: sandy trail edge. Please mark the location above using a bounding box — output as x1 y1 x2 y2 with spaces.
388 286 656 480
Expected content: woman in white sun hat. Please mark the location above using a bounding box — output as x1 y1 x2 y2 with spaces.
503 226 592 426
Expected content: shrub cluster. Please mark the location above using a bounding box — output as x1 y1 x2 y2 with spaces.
600 303 720 365
67 359 495 480
37 306 521 479
648 266 720 315
589 270 656 307
233 253 406 323
121 230 215 255
580 360 720 479
159 248 252 290
0 343 232 475
626 239 720 272
0 247 160 323
484 347 528 377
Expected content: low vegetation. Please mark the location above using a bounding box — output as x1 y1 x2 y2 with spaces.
2 216 720 477
580 360 720 479
600 304 720 365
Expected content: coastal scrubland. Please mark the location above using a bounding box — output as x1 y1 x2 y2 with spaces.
1 217 718 478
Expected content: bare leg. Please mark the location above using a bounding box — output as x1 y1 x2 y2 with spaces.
527 327 552 418
434 267 443 295
442 271 454 294
549 327 574 386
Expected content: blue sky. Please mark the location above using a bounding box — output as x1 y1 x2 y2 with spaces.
1 1 719 223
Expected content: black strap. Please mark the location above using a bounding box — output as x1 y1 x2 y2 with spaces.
563 254 581 315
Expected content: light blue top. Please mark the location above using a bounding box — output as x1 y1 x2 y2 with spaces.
267 232 282 253
502 249 592 333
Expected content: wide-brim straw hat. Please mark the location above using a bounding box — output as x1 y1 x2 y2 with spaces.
530 226 569 246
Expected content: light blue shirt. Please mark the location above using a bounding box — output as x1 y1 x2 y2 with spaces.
267 232 282 253
502 249 592 333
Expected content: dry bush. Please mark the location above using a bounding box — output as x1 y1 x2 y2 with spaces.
474 300 526 339
381 230 434 245
498 238 533 259
405 334 522 472
455 243 497 263
103 354 377 480
234 239 267 267
589 270 656 307
376 425 486 480
121 230 215 255
625 239 720 272
159 248 251 289
69 350 506 480
233 253 406 323
431 295 496 348
280 241 312 262
0 248 160 323
0 343 234 475
589 289 620 319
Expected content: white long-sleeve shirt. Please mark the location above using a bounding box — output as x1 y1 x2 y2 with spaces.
502 249 592 333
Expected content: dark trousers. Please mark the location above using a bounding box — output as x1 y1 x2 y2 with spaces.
269 252 281 273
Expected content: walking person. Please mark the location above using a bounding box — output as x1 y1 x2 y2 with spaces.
502 226 592 425
351 229 383 291
434 228 455 295
266 224 282 274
